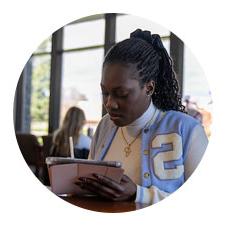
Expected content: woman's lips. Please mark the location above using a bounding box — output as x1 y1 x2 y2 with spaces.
110 116 121 120
109 113 122 120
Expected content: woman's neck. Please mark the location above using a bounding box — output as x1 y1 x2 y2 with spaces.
123 101 156 137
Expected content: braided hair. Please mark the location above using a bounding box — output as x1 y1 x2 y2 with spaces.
103 29 186 112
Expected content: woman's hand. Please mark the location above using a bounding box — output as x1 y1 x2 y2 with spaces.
75 174 137 201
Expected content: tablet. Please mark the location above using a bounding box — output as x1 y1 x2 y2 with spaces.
46 157 122 168
46 157 124 196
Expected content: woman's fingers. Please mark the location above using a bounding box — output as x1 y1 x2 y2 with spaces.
121 174 131 183
79 177 121 198
81 183 119 200
92 174 125 192
77 174 137 201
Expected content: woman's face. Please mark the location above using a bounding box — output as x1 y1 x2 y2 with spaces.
101 63 152 126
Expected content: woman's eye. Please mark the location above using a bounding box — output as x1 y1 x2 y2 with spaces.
101 91 128 99
116 93 128 98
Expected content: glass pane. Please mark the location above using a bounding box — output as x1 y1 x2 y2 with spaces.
183 47 212 137
183 47 212 108
162 39 170 55
116 14 170 42
30 55 51 135
63 20 105 50
34 36 52 53
61 48 104 133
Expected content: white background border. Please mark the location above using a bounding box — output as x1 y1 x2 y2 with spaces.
1 0 226 225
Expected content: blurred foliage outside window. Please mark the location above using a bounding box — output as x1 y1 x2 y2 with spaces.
30 38 51 136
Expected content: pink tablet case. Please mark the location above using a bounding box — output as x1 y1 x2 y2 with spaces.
48 163 124 195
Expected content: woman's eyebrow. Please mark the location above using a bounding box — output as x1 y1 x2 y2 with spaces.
112 87 131 93
101 83 130 91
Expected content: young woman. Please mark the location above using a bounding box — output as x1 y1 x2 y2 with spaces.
51 106 91 158
76 29 208 205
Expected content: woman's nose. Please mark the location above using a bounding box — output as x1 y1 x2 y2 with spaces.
105 95 118 110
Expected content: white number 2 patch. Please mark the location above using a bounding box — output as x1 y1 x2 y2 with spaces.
152 133 184 180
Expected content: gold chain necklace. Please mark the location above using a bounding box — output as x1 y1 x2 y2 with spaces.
120 108 157 157
121 128 142 157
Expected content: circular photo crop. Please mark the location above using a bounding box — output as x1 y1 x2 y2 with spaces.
14 13 212 213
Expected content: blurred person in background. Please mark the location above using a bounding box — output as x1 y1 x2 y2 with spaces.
50 106 91 158
184 95 212 137
184 95 203 123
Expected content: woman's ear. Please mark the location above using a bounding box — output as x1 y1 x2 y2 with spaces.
145 80 155 96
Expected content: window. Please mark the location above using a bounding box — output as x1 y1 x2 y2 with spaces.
116 14 170 52
63 20 105 50
183 46 212 137
61 49 104 132
30 38 51 135
183 47 212 109
61 20 105 133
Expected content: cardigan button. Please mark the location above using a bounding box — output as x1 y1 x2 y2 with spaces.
144 172 150 178
144 128 149 133
143 150 149 155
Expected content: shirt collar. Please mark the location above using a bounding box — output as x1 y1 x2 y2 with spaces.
123 101 157 137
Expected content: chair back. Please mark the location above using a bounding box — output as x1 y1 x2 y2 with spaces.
74 148 89 159
16 133 41 166
41 134 54 185
42 135 53 158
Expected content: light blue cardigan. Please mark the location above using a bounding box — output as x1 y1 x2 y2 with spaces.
89 109 207 202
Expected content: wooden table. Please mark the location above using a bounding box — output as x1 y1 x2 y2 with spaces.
61 195 150 213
